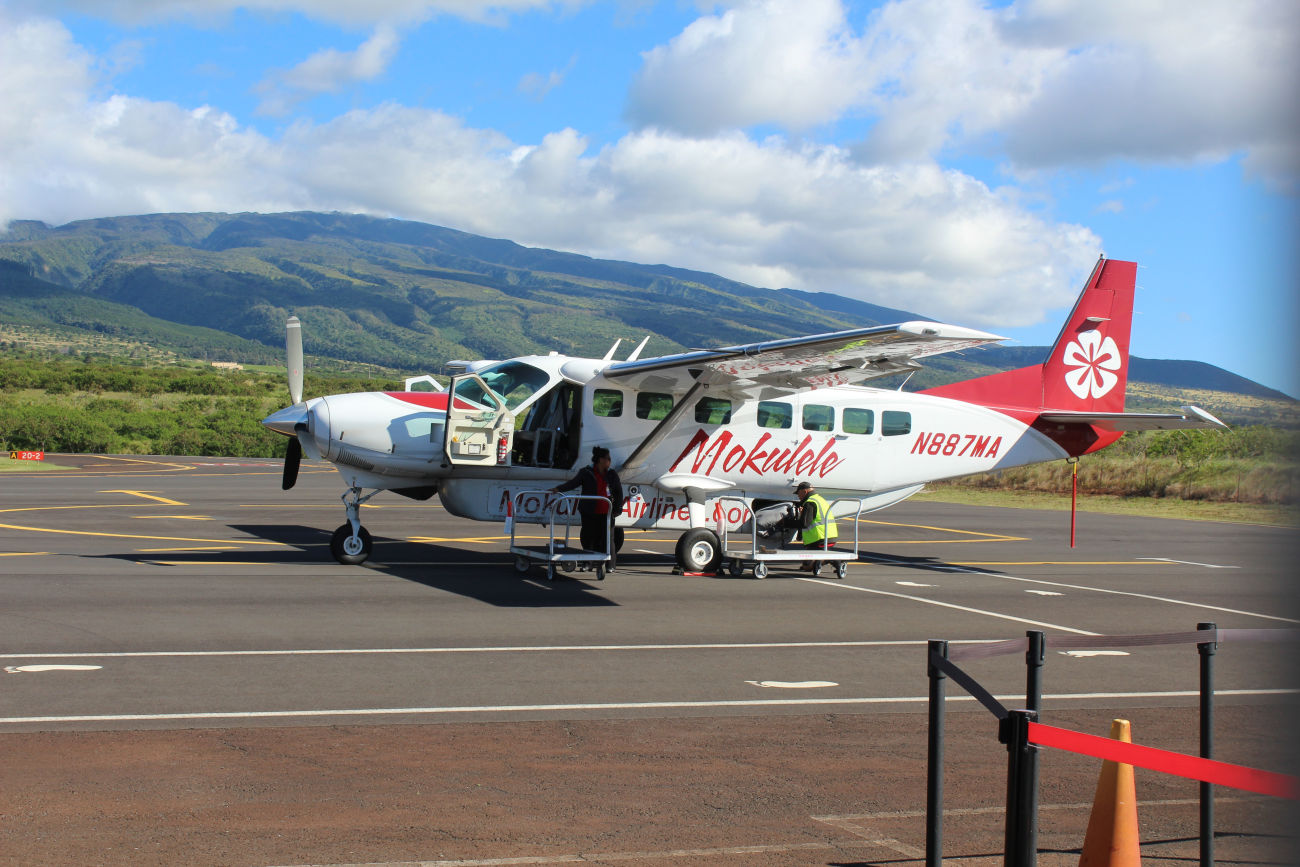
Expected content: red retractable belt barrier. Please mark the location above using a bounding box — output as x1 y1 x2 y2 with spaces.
1027 721 1299 799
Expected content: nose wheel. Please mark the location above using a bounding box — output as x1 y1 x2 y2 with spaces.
330 524 373 564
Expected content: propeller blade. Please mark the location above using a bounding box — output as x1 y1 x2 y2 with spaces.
282 435 302 490
287 315 304 405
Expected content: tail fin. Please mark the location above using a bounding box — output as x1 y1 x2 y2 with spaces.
921 256 1136 414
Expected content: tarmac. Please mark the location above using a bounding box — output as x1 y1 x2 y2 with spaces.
1 454 1297 866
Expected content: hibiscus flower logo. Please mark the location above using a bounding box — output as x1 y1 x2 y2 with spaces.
1062 329 1121 400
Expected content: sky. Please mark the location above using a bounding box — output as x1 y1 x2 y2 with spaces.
1 0 1296 395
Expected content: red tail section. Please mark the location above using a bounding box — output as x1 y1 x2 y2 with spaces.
921 257 1136 453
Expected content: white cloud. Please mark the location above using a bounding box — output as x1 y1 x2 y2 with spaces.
629 0 1299 187
1 4 1101 332
255 25 402 116
627 0 865 135
518 56 576 101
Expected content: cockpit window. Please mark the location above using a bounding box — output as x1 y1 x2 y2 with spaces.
473 361 552 411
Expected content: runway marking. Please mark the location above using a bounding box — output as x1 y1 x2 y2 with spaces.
896 581 933 587
859 555 1298 624
136 546 241 553
0 521 285 546
855 518 1026 544
0 639 978 660
268 840 877 866
1025 589 1064 596
0 552 48 557
2 688 1293 726
130 515 212 520
949 560 1174 566
1061 650 1130 657
5 664 102 674
99 490 188 506
1138 557 1241 569
745 680 839 688
408 536 504 544
796 577 1100 635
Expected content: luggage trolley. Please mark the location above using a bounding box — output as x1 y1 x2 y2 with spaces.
718 495 866 579
508 491 612 581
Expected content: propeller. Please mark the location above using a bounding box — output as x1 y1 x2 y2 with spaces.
282 315 305 490
287 315 304 405
283 428 303 490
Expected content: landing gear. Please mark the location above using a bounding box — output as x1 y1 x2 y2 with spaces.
330 524 373 565
675 528 722 573
330 484 380 565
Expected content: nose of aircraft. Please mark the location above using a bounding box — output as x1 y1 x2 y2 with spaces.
261 397 331 460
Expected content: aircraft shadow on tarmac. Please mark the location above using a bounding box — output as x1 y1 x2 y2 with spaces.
92 523 619 608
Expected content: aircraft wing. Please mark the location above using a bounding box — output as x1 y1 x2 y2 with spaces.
1037 406 1229 432
602 321 1004 397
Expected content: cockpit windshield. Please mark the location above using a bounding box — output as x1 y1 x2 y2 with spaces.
469 360 552 411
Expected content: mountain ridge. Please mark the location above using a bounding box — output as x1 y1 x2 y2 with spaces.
0 210 1289 404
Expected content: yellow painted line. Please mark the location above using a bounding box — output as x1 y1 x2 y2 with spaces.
0 521 285 546
948 560 1176 567
100 490 188 506
129 515 212 521
136 546 241 553
0 552 49 557
855 517 1025 542
407 536 502 545
148 561 272 566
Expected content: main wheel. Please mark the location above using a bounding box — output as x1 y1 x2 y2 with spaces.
330 524 373 565
675 528 722 573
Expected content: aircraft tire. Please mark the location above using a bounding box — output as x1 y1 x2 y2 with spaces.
675 528 722 574
330 524 373 565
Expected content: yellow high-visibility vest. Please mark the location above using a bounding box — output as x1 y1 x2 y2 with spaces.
800 493 838 546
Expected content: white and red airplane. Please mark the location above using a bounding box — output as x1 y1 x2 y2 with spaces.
262 256 1225 571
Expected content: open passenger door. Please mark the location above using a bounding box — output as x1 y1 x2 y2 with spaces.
443 373 514 467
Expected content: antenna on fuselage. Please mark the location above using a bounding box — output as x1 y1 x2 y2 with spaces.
602 339 623 361
626 335 651 362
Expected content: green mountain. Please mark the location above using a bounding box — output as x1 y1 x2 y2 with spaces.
0 211 1289 410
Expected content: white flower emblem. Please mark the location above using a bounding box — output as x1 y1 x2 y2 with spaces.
1062 329 1121 400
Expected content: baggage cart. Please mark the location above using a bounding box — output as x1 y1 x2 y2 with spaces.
718 495 865 579
508 491 612 581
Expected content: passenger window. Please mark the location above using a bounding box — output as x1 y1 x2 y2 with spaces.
843 408 874 435
636 392 675 421
882 410 912 436
593 389 623 418
802 404 833 432
756 401 793 429
694 397 733 424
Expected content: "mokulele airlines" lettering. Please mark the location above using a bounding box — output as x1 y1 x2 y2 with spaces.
669 429 845 478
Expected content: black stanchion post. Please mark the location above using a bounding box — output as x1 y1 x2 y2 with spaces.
1198 621 1217 867
1025 630 1044 713
926 639 949 867
1001 709 1039 867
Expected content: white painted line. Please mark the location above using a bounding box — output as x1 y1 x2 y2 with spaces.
796 577 1100 635
895 581 934 587
2 689 1293 726
1025 590 1064 596
268 840 875 867
1138 557 1240 569
990 573 1299 624
4 664 102 674
744 680 839 688
1060 650 1130 658
0 639 983 661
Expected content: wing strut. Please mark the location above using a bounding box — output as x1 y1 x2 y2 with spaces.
618 381 706 478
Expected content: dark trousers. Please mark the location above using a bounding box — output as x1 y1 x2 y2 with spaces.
580 513 610 553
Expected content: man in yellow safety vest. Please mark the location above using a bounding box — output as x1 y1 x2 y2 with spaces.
789 481 837 573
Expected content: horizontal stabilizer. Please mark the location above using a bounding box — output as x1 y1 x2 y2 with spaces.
1036 405 1228 432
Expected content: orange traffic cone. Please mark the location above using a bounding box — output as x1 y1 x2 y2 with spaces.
1078 719 1141 866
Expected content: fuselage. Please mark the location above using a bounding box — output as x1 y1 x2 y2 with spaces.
267 352 1065 529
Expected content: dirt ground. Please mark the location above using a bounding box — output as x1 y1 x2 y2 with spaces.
2 704 1297 867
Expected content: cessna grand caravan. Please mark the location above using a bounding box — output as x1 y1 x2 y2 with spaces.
262 257 1225 572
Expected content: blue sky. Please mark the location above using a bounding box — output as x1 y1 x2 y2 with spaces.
1 0 1296 395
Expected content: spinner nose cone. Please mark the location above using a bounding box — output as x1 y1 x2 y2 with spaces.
262 404 308 437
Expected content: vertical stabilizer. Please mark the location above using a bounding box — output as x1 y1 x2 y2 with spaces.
921 257 1136 415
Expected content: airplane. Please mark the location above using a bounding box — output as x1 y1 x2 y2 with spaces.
261 256 1226 572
